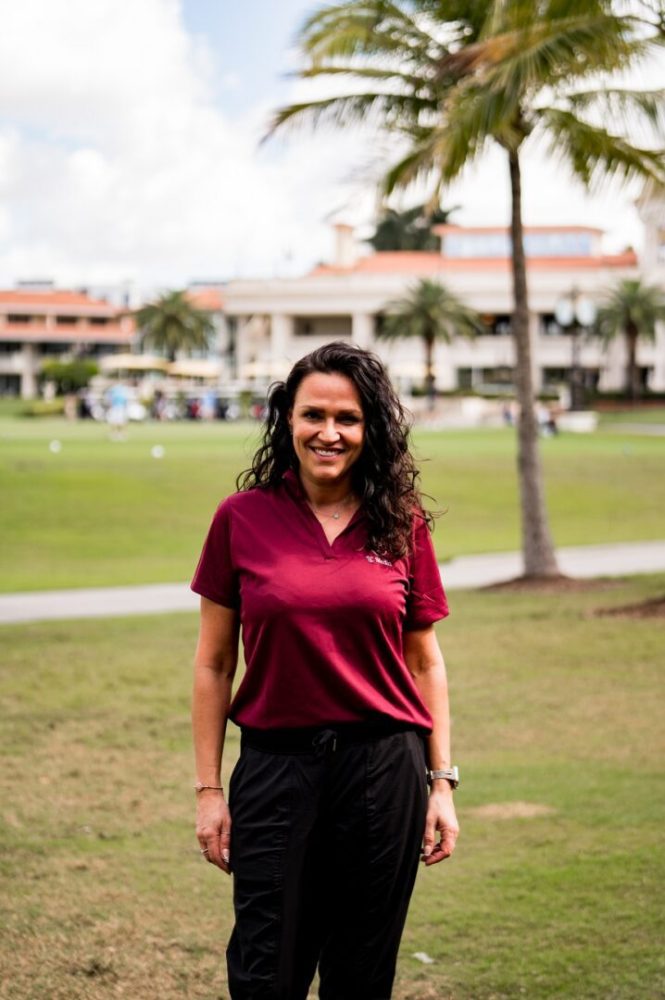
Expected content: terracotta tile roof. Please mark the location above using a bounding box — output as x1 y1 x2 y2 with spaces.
0 289 116 312
187 288 224 311
0 322 133 344
434 223 604 235
308 249 637 277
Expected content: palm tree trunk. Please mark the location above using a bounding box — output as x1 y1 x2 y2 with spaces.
626 324 640 401
424 332 436 410
508 149 559 578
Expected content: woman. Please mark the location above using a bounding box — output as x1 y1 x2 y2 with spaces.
191 341 459 1000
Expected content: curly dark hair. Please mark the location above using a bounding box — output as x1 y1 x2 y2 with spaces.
237 341 434 559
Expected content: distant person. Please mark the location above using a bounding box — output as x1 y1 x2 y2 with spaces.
191 341 459 999
106 382 129 438
201 389 217 421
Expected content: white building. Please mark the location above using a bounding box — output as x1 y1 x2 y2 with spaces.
224 195 665 397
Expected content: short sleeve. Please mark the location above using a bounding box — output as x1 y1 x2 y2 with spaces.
190 499 240 610
403 513 449 630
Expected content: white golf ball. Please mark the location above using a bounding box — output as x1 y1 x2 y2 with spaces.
151 445 165 459
49 440 62 454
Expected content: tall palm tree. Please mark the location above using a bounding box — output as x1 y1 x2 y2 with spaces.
379 278 485 405
368 203 453 251
266 0 665 578
594 278 665 401
135 290 216 363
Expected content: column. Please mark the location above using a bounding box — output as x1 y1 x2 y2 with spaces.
270 314 294 379
650 320 665 392
352 312 374 349
20 344 38 399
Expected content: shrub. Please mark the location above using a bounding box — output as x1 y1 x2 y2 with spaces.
40 360 99 394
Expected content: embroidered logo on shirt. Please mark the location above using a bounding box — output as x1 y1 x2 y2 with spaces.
366 553 393 567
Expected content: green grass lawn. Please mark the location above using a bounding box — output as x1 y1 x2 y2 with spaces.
1 575 663 998
597 406 665 426
1 416 664 592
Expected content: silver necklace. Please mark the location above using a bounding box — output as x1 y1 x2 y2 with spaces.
309 493 355 520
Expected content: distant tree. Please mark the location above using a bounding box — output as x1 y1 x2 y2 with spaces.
135 290 216 362
368 203 454 251
40 360 99 395
267 0 665 578
594 278 665 400
378 278 485 406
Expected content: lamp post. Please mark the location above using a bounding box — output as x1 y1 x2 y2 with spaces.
554 288 597 411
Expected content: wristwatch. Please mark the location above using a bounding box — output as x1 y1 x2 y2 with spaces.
426 766 459 789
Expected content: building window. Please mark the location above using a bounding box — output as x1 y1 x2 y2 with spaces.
0 341 21 354
0 374 21 396
540 313 567 336
56 316 79 325
89 316 109 326
481 314 512 336
444 231 594 259
7 314 32 323
37 342 72 355
542 367 569 386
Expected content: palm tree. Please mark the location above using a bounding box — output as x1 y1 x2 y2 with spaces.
594 278 665 401
267 0 665 578
379 278 485 405
135 290 216 363
368 203 453 251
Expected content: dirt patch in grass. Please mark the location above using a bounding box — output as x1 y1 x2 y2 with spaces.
593 595 665 619
467 801 557 820
482 575 623 594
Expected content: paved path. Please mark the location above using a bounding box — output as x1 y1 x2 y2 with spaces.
2 540 665 625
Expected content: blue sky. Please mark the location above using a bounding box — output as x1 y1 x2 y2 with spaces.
182 0 313 117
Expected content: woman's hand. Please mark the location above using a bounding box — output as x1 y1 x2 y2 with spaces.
196 790 232 874
421 786 459 866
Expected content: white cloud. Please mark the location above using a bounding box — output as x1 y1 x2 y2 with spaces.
0 0 368 290
0 0 661 292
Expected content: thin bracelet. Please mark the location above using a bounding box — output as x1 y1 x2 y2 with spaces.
194 781 224 793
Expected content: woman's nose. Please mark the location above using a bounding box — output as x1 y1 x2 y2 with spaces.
318 419 340 442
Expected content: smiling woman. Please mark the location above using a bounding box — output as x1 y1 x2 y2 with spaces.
190 341 458 999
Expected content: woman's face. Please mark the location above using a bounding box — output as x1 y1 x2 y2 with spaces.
289 371 365 491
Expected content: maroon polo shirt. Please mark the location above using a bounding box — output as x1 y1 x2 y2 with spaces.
191 469 449 732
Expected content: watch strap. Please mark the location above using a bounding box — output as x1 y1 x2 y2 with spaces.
427 766 459 789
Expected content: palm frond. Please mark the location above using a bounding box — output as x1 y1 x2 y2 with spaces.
293 63 432 94
383 81 518 195
563 87 665 138
439 13 649 100
297 1 443 66
536 107 665 189
594 277 665 344
265 90 436 140
379 278 486 343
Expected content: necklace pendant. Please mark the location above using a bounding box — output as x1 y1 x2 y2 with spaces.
332 512 340 519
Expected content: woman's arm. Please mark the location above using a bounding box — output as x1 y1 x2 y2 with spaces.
192 596 240 875
404 625 459 866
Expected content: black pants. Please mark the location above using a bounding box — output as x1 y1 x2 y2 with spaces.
226 727 428 1000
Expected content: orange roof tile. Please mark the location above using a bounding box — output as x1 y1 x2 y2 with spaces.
308 249 636 277
0 321 133 344
0 289 116 311
188 288 224 311
434 223 604 235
